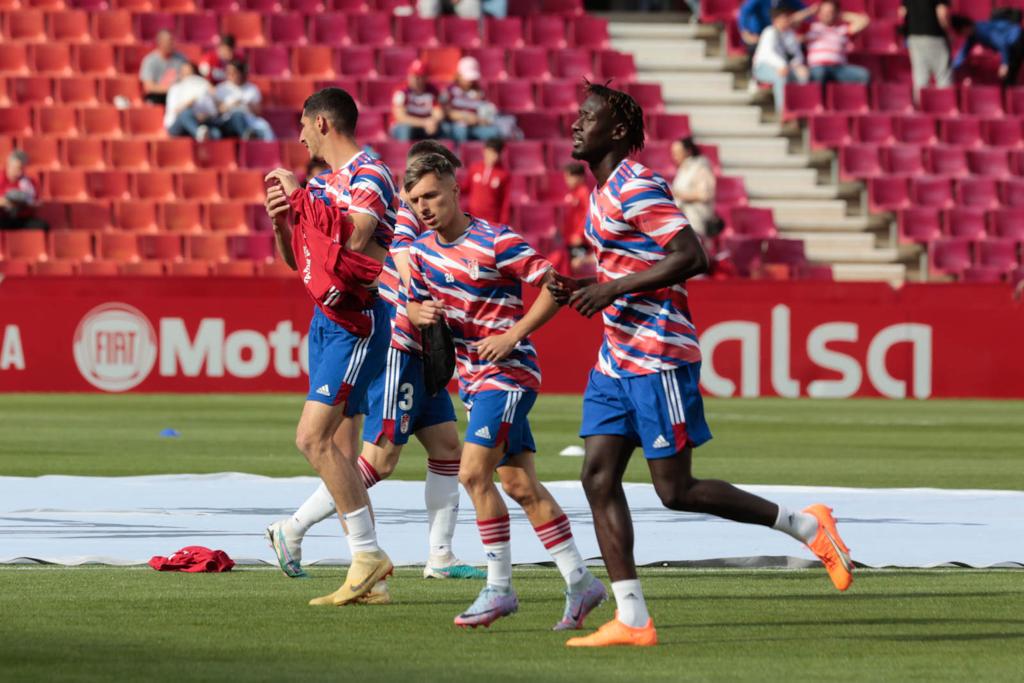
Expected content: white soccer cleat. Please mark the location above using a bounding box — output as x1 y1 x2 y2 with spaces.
265 519 307 579
423 554 486 580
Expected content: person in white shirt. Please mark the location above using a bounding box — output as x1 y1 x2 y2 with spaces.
214 60 275 141
165 62 219 141
752 8 810 114
670 137 716 236
806 0 871 85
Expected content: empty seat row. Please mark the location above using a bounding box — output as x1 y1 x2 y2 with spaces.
0 228 276 262
929 237 1024 278
787 83 1024 120
900 207 1024 245
35 199 268 233
839 144 1024 181
868 177 1024 213
0 257 296 277
35 169 268 201
809 113 1024 150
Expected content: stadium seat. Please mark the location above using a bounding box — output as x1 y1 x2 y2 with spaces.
187 233 230 260
880 144 923 175
99 76 141 106
362 77 401 109
177 170 221 201
4 10 47 42
961 84 1003 116
151 139 195 170
106 139 150 171
867 176 910 212
961 265 1006 283
827 83 869 114
395 15 437 48
434 16 478 49
160 201 204 232
377 46 417 77
180 13 220 45
594 49 636 82
43 169 88 200
0 44 30 75
730 207 777 238
942 207 987 240
119 261 164 275
259 259 295 276
980 118 1023 147
929 237 972 277
22 137 61 170
222 170 264 202
853 19 899 52
269 12 307 46
893 114 937 145
33 260 78 276
262 107 302 140
624 83 663 113
310 13 350 46
138 233 183 260
911 176 954 209
251 46 291 77
569 15 608 49
352 12 392 47
988 207 1024 240
714 175 748 207
483 17 523 48
1001 178 1024 207
419 46 461 81
493 79 535 112
648 113 691 141
239 140 281 170
527 15 567 49
81 105 121 136
838 144 882 180
92 11 135 43
871 82 914 113
957 177 1000 209
78 260 120 275
337 47 376 77
897 207 941 243
919 87 958 116
466 48 507 80
536 79 579 112
123 107 166 137
808 114 850 149
3 229 48 260
1006 87 1024 115
213 260 258 276
966 148 1011 178
763 238 806 268
11 76 53 105
509 47 550 80
924 146 968 177
34 202 68 231
48 10 90 42
783 83 823 121
292 46 334 79
850 113 894 144
98 231 140 261
203 201 248 233
63 138 105 169
116 45 152 75
29 44 72 76
0 260 31 275
50 230 94 262
0 106 33 136
939 118 982 147
220 12 264 46
135 12 177 42
550 48 592 80
66 200 113 231
194 140 237 169
505 140 546 175
132 170 175 200
227 232 275 261
55 76 99 105
976 239 1019 271
113 200 159 233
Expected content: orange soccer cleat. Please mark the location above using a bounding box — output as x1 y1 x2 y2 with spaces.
804 504 854 591
565 613 658 648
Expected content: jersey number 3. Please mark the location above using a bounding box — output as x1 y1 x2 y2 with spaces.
398 383 414 411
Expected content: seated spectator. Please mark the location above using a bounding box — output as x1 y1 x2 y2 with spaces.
739 0 812 51
461 137 509 224
562 162 595 276
752 8 810 114
303 157 330 188
441 57 501 143
951 14 1024 88
419 0 480 18
164 63 219 141
199 34 240 85
806 1 871 85
139 30 188 105
390 60 444 141
214 60 275 140
670 137 716 236
0 151 46 231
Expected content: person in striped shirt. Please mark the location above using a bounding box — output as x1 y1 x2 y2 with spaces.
404 153 606 631
551 82 855 648
806 1 872 86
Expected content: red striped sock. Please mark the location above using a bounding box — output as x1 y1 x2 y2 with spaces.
477 514 511 545
427 458 460 477
357 456 381 489
534 514 573 549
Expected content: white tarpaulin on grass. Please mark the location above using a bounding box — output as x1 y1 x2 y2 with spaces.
2 474 1022 568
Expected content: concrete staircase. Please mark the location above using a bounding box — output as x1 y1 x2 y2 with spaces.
606 18 908 285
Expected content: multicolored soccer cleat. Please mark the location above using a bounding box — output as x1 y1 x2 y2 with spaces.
423 556 487 580
565 613 658 648
308 550 394 607
553 578 608 631
803 504 854 591
454 586 519 628
264 520 307 579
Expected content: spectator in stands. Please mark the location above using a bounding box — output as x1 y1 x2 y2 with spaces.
164 63 220 141
440 57 502 143
390 60 444 141
199 34 240 85
951 15 1024 88
0 151 46 231
303 157 330 188
214 60 275 141
739 0 813 51
806 1 871 85
670 137 716 236
139 29 188 106
461 137 509 224
899 0 952 95
562 162 594 275
752 8 810 114
419 0 481 18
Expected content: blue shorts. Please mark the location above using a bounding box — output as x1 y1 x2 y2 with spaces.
580 364 712 459
363 347 457 446
306 300 391 412
462 390 537 462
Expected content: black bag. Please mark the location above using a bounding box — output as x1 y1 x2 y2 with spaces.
421 318 456 396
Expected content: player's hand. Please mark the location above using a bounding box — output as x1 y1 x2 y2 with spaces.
418 299 445 327
546 271 580 306
265 185 290 227
265 168 300 196
570 281 620 318
474 332 519 362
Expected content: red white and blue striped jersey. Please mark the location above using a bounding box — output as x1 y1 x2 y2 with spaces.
585 159 702 378
408 217 553 395
307 150 398 249
383 201 426 354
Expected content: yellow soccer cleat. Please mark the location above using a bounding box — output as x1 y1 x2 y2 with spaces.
309 550 394 607
804 504 854 591
565 613 658 648
354 580 391 605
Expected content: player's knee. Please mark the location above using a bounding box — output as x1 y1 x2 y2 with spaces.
458 463 490 495
656 479 701 512
295 429 330 468
500 476 536 507
580 462 615 499
373 456 397 480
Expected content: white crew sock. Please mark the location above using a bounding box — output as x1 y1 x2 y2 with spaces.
611 579 650 628
477 515 512 588
342 506 379 555
533 514 589 588
425 460 461 561
286 482 336 537
772 505 819 544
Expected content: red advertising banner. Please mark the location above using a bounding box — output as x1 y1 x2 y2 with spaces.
1 277 1021 398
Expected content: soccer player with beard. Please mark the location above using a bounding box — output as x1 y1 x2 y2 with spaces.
550 82 854 647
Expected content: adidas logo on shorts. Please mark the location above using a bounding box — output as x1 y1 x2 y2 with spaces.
316 384 331 397
474 426 492 439
652 434 670 449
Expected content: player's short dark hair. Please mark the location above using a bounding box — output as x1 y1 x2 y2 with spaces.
583 80 646 155
408 140 462 168
484 137 505 153
404 153 456 193
220 33 236 49
303 87 359 137
564 161 585 176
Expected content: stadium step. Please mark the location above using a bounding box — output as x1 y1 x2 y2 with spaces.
653 73 755 106
703 138 810 168
784 231 877 252
751 200 870 229
607 22 711 42
830 262 907 284
729 168 838 200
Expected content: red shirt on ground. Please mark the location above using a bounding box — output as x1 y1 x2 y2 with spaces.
463 162 509 225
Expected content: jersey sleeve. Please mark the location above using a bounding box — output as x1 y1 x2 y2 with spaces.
494 228 553 285
619 174 691 248
345 163 395 223
407 245 431 302
392 204 420 253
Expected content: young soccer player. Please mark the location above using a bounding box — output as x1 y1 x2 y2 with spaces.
266 141 484 592
403 153 607 630
263 88 398 606
549 82 854 647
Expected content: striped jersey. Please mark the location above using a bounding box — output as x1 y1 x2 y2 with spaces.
806 21 851 67
408 216 552 395
307 150 398 249
585 159 702 378
383 201 426 354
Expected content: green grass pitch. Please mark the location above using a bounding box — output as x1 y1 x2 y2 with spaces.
2 394 1023 681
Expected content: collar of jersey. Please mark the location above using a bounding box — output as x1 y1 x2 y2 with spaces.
432 214 477 249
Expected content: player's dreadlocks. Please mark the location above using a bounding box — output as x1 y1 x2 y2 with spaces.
583 79 646 154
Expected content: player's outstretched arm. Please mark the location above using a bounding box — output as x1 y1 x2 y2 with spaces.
476 272 561 362
569 228 708 318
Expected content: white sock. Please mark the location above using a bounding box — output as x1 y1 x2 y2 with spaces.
548 540 590 589
287 482 336 537
477 515 512 588
773 505 819 544
425 462 460 560
611 579 650 628
341 506 379 555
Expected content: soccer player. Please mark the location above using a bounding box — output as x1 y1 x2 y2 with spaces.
266 141 484 591
263 88 398 606
550 82 854 647
403 153 607 630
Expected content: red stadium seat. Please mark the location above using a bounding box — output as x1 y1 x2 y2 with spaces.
133 170 176 200
32 260 77 275
871 82 913 113
180 13 220 46
808 114 850 149
976 239 1019 271
293 46 335 79
515 111 561 140
395 15 437 48
484 17 523 48
569 15 608 49
961 265 1006 283
177 170 221 201
251 46 291 77
988 207 1024 240
310 13 350 46
239 140 282 170
939 118 982 147
97 232 140 261
537 79 581 112
123 107 166 137
92 10 134 43
337 47 376 77
11 77 53 105
966 148 1011 178
919 87 958 115
466 48 507 80
138 233 183 260
527 15 567 49
3 229 48 260
782 83 822 121
377 46 417 77
911 176 954 209
107 139 150 170
67 200 113 231
227 232 275 261
362 77 401 109
509 47 550 80
649 113 691 141
505 141 546 175
898 207 941 243
241 0 279 11
152 139 196 170
943 207 987 240
961 84 1003 117
980 118 1023 147
48 10 90 42
99 76 141 106
839 144 882 180
213 260 258 276
372 139 410 173
730 207 778 238
116 44 152 75
493 80 535 112
867 176 910 212
594 49 636 82
929 237 972 277
55 76 99 105
4 10 47 42
624 83 663 113
50 230 94 262
220 12 264 47
893 114 937 145
826 83 869 114
420 46 461 81
924 145 968 177
880 144 923 175
21 137 61 170
194 140 237 169
352 12 392 48
203 201 248 233
550 48 592 81
636 141 674 177
0 106 33 136
29 43 72 75
268 12 307 46
852 19 899 52
436 16 479 48
160 201 203 232
43 169 88 200
0 260 31 275
187 233 230 260
1001 178 1024 207
957 177 1000 209
0 44 30 75
850 113 894 144
134 12 176 42
158 0 197 9
78 260 120 275
714 175 748 208
116 200 160 232
222 170 265 202
81 105 121 136
63 138 105 169
286 0 324 10
119 261 165 275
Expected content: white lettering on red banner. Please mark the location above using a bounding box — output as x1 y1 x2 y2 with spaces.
1 325 25 371
73 303 158 392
